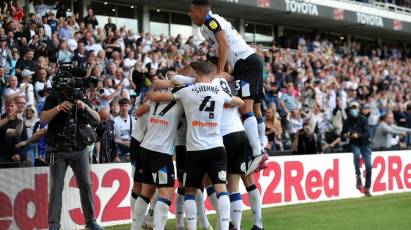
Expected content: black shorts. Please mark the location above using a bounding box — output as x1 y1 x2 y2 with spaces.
232 53 264 100
130 138 142 183
175 145 186 183
184 147 227 188
223 131 250 174
140 147 175 188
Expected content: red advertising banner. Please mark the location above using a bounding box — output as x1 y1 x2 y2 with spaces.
1 151 411 229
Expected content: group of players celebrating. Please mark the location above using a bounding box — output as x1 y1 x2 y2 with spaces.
128 1 269 229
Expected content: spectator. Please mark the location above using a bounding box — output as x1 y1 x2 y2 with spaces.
114 68 135 99
11 1 24 22
48 12 59 34
280 82 298 116
100 77 118 110
2 76 24 112
294 122 322 155
55 3 67 19
20 69 35 107
123 51 137 78
142 32 153 53
373 111 411 150
0 36 11 77
288 110 303 143
95 108 116 163
265 106 283 152
56 39 73 63
113 98 134 162
83 7 98 29
34 67 50 112
341 101 372 196
0 66 6 113
95 28 106 44
23 104 38 166
15 49 37 80
67 16 80 36
109 98 120 119
132 62 148 99
58 20 72 40
85 38 103 55
7 31 19 51
0 99 24 167
404 104 411 145
73 42 89 68
104 17 117 34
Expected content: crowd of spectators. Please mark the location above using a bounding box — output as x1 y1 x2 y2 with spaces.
1 0 411 168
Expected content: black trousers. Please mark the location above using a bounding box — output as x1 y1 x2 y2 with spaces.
48 149 95 228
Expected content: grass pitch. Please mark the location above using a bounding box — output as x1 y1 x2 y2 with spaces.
106 192 411 230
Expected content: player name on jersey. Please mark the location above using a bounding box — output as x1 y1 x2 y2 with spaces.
192 85 220 94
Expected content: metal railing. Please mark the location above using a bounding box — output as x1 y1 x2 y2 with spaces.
343 0 411 15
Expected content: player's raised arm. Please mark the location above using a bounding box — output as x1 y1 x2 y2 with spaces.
214 31 229 74
147 91 175 102
205 17 228 74
229 96 244 107
135 102 150 117
171 75 196 85
152 79 176 90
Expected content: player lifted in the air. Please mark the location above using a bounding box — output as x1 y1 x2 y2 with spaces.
189 0 269 174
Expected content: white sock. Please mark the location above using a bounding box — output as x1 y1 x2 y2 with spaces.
196 189 210 229
154 198 171 230
148 190 159 217
217 192 230 230
257 117 267 147
176 188 185 229
184 194 197 230
229 192 243 229
247 185 263 228
243 113 262 156
131 195 150 230
206 186 220 229
130 191 138 216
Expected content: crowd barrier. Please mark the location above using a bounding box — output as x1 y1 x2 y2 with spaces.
1 151 410 230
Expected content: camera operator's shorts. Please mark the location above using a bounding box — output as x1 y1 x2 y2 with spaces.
232 53 264 101
175 145 186 183
140 147 175 188
184 147 227 188
130 138 142 183
223 131 250 174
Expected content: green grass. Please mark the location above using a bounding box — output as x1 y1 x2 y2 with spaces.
106 192 411 230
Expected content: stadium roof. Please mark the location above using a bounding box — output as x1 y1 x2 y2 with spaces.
125 0 411 42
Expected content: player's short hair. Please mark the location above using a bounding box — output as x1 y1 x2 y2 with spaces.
191 61 216 75
177 65 196 77
191 0 210 6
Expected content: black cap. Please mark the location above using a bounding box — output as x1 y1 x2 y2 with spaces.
0 36 6 42
191 0 210 6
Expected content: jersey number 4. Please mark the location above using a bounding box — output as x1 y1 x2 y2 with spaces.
199 96 215 119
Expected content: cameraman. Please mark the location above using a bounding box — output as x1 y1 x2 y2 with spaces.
40 78 103 230
341 101 372 197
